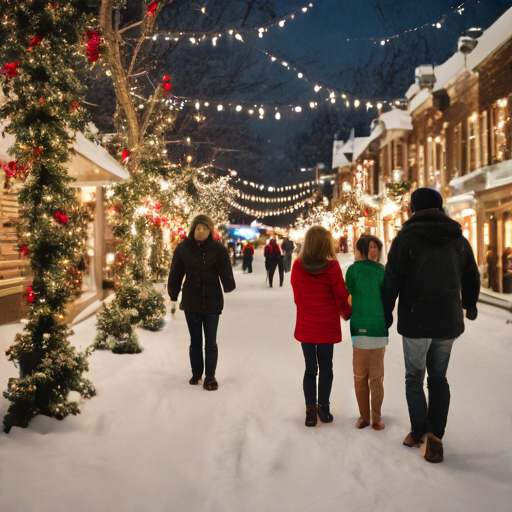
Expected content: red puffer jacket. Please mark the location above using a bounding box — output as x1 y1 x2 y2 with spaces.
291 258 352 343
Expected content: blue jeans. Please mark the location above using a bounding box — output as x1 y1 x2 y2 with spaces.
185 312 220 382
301 343 334 406
403 337 455 440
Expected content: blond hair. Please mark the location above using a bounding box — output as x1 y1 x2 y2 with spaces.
299 225 337 273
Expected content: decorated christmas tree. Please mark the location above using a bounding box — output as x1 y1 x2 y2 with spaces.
0 0 100 432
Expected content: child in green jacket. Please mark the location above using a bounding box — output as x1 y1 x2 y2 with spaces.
345 235 388 431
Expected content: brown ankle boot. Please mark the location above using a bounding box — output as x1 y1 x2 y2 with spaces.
424 433 444 463
305 404 317 427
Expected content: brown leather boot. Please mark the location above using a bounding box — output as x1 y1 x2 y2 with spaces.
424 433 444 463
305 404 317 427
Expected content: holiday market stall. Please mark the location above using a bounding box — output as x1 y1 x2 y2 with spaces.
0 130 129 325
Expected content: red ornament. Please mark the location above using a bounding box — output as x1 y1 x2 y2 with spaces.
39 97 44 105
163 82 172 93
85 31 101 62
28 35 43 50
55 212 68 225
70 101 80 111
2 62 20 78
121 149 131 163
146 1 159 16
26 285 35 303
33 147 42 156
163 74 170 82
20 245 29 256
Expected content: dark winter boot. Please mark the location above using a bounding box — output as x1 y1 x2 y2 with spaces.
424 433 444 463
318 404 333 423
305 404 318 427
189 375 201 385
203 378 218 391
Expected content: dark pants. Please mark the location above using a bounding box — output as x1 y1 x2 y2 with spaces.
185 312 220 382
266 259 278 287
283 252 293 273
277 256 284 286
242 256 253 273
301 343 334 406
403 337 455 440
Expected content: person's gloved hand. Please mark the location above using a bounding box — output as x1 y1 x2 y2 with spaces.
385 313 393 329
170 301 177 316
466 306 478 321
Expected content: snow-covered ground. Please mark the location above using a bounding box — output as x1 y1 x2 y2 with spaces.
1 250 511 512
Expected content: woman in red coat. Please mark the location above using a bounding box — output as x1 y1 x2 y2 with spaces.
291 225 352 427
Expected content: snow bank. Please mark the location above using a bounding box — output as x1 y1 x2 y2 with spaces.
0 250 511 512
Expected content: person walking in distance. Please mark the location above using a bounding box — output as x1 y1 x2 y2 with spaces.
168 214 236 390
345 235 387 431
281 237 295 273
382 188 480 463
264 238 282 287
242 241 254 274
291 226 352 427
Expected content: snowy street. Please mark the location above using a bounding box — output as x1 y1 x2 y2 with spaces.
1 250 512 512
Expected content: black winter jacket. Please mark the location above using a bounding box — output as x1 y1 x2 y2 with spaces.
168 236 236 313
382 209 480 339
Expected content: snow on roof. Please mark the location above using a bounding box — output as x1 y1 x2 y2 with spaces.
74 133 129 181
332 136 372 165
405 83 420 99
332 140 351 168
408 6 512 113
379 108 413 131
353 137 371 161
0 126 129 183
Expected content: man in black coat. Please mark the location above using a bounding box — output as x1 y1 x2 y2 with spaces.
382 188 480 463
168 214 236 390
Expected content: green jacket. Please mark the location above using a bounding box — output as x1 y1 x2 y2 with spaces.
345 260 388 338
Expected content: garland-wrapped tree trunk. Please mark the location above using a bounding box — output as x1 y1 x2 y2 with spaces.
94 0 185 353
0 0 99 433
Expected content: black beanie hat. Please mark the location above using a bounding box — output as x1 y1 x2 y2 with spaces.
410 188 443 213
189 214 214 238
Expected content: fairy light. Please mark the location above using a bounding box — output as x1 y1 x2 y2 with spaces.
236 105 242 111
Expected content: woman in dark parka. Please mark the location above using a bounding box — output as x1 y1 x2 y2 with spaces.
168 214 236 390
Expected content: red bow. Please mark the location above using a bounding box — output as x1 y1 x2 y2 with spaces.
55 212 68 225
146 2 160 16
122 149 131 163
2 62 20 78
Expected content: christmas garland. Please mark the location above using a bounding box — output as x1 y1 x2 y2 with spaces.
0 0 100 433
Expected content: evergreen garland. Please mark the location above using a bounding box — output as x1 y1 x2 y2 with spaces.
0 0 100 432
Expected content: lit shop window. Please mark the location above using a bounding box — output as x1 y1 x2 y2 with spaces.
453 123 461 178
418 144 425 187
483 223 490 246
467 113 480 173
505 218 512 248
492 98 508 163
480 111 488 167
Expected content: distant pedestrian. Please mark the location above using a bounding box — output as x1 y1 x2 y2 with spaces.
168 214 236 391
242 242 254 273
291 225 352 427
345 235 387 431
264 238 282 287
382 188 480 463
281 237 295 272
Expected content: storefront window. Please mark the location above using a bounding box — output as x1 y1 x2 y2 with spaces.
480 110 488 167
491 98 508 163
418 144 425 187
453 123 461 178
79 187 96 293
467 113 480 173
